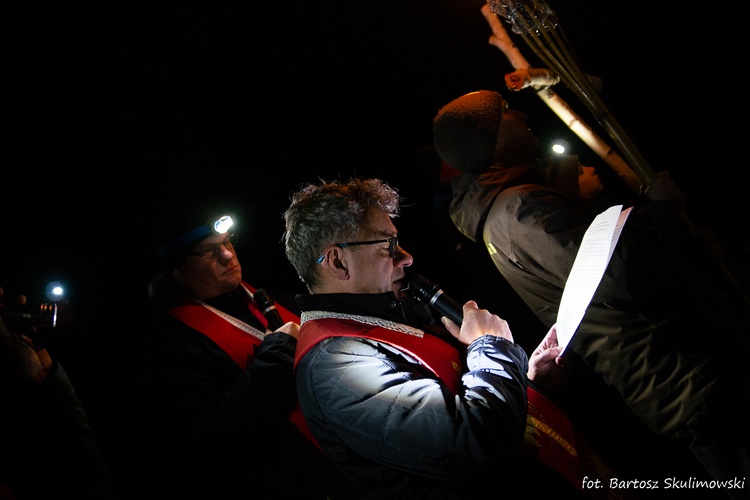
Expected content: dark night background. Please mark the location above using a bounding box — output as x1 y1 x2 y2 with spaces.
4 1 750 495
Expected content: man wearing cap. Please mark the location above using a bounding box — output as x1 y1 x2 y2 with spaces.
144 201 338 499
432 90 750 493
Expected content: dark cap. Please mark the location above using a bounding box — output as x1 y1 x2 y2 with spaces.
432 90 506 173
154 199 237 268
158 214 235 257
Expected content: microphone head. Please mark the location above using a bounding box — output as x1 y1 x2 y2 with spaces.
405 274 464 325
254 288 273 308
405 274 439 303
254 288 284 331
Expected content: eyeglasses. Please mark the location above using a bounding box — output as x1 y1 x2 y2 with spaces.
187 233 237 260
316 236 398 264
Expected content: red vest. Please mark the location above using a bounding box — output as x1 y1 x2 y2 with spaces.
295 317 461 388
167 282 319 446
167 282 297 369
296 316 617 497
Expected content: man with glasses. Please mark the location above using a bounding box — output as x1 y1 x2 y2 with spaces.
144 201 341 499
282 178 596 498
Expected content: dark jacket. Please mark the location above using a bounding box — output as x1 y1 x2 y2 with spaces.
0 361 116 500
144 279 331 499
449 166 750 441
294 291 584 499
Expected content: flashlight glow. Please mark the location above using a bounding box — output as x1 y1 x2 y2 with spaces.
213 215 234 234
45 281 65 302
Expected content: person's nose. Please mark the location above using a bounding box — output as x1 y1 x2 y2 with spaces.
217 243 234 260
394 246 413 267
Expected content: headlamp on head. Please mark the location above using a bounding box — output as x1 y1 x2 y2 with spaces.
212 215 234 235
158 214 235 257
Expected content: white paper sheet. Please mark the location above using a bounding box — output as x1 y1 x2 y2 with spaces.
556 205 632 353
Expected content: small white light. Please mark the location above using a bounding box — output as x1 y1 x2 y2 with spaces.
45 281 65 302
551 138 570 155
213 215 234 234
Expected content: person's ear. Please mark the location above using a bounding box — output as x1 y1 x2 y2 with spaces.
171 269 185 285
319 247 349 280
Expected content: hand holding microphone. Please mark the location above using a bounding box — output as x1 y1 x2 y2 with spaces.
405 275 513 345
253 288 285 331
406 274 464 325
406 275 568 389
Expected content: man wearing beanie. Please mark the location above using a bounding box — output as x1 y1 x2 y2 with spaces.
142 197 345 499
433 90 750 496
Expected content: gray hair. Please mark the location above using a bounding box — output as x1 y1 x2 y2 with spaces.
283 178 401 289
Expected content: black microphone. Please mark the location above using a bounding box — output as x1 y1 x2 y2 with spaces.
254 288 285 331
406 274 464 326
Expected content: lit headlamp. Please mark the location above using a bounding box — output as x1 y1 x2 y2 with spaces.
158 214 235 256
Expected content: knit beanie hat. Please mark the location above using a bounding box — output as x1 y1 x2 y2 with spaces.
432 90 506 173
543 154 580 197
